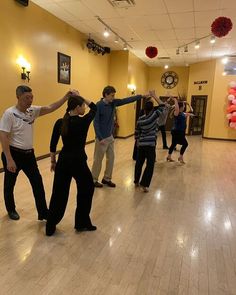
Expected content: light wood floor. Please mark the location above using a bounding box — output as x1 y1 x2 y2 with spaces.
1 135 236 295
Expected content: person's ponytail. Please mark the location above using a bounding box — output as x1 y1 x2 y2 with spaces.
61 95 85 136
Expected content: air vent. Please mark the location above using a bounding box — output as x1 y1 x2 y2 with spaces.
158 57 171 60
108 0 135 8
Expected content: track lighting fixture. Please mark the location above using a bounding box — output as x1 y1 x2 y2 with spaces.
210 35 216 44
176 34 217 55
103 28 110 38
195 40 200 49
86 38 110 55
96 16 132 50
123 43 128 50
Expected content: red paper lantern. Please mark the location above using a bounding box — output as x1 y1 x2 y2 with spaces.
211 17 233 38
145 46 158 58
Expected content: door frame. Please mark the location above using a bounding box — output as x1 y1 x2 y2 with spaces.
189 95 207 136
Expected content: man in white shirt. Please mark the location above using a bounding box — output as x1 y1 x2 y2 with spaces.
0 85 74 220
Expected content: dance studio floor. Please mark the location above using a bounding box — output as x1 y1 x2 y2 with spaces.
0 135 236 295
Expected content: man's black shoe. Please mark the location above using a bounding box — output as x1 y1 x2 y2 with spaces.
8 211 20 220
102 179 116 187
94 181 103 188
75 225 97 232
46 223 56 236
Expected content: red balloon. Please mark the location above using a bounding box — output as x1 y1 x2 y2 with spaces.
145 46 158 59
228 88 236 96
230 116 236 122
227 105 236 113
211 17 233 38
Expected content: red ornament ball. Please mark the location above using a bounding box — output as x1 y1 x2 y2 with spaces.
145 46 158 58
211 17 233 38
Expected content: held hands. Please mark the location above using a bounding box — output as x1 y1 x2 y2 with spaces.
65 89 80 100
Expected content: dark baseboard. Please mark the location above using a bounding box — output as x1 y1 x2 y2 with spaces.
0 139 96 174
116 134 134 139
203 136 236 141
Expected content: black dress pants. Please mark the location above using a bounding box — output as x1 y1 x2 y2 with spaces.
158 125 168 148
168 130 188 155
47 152 95 228
134 146 156 188
1 149 48 216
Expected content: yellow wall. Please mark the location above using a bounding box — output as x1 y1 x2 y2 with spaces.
207 59 236 139
148 66 189 98
109 51 149 137
187 60 215 137
0 0 110 160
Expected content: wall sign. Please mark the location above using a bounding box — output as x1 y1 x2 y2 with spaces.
194 80 208 84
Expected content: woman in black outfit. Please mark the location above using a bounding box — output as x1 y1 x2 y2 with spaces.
46 94 97 236
167 97 194 164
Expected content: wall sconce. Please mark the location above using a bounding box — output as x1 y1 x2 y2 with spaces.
16 56 31 82
128 84 136 95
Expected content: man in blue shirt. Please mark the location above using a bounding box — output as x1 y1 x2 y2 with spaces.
92 85 146 188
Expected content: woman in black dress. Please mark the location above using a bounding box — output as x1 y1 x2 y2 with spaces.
46 93 97 236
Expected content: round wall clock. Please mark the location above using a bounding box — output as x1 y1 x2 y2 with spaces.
161 71 179 89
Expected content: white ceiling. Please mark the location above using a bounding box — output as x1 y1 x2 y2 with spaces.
31 0 236 67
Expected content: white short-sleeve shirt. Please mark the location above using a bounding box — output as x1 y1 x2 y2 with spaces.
0 105 41 149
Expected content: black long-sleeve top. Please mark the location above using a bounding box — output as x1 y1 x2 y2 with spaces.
50 102 97 159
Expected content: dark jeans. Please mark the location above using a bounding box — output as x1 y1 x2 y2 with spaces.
1 149 48 215
158 125 168 148
169 130 188 155
134 146 156 188
47 152 95 228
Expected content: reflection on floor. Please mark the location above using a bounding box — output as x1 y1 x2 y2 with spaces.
0 136 236 294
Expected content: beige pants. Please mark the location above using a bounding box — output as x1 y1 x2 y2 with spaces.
91 136 114 182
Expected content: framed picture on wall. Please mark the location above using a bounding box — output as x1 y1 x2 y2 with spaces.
57 52 71 84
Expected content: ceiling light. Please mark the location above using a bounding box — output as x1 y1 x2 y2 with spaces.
184 45 188 53
123 43 128 50
114 35 119 43
164 65 169 69
103 28 110 38
222 57 228 64
210 35 216 44
195 40 200 49
176 48 180 55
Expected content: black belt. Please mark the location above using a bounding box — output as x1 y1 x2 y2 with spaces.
10 146 33 154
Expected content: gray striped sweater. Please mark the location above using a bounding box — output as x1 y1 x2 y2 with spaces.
135 106 166 147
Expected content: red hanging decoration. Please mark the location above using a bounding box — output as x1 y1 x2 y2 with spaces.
211 17 233 38
145 46 158 58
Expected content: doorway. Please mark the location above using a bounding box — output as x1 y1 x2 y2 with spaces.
189 95 207 135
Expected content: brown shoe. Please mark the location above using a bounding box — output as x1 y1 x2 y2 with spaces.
94 181 103 188
102 179 116 187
